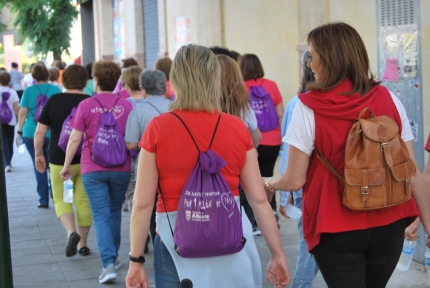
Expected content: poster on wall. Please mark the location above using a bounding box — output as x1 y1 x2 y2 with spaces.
113 0 124 62
403 32 417 78
175 16 191 51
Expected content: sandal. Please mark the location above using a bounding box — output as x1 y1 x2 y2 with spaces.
78 246 91 256
65 232 81 257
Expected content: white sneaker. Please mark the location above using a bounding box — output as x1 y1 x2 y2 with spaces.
252 227 262 236
99 264 116 284
114 258 121 270
5 165 11 172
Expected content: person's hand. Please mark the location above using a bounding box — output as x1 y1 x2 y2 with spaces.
126 262 148 288
279 205 288 219
266 256 290 288
59 165 72 180
405 218 420 241
35 155 46 173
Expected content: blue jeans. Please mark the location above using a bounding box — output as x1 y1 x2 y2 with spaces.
82 171 130 268
23 137 50 205
154 235 181 288
291 197 319 288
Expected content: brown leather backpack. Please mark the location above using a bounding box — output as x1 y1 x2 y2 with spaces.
316 108 416 210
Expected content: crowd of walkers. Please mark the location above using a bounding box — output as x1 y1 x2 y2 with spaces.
3 21 430 288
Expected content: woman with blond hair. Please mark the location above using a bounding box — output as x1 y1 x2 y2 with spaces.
126 44 289 288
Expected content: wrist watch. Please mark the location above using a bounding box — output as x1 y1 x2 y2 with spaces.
17 131 22 135
129 252 145 263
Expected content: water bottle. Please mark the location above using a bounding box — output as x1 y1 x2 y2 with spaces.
286 203 302 220
17 135 25 153
63 176 73 203
425 247 430 285
396 239 416 271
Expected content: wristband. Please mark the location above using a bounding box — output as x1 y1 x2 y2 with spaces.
129 252 145 263
17 131 22 135
265 177 277 193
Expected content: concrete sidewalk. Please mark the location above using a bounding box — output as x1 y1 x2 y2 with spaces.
5 148 429 287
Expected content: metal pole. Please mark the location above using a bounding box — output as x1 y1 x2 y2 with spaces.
0 124 14 287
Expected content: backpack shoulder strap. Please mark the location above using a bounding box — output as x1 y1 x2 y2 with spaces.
145 101 163 115
314 147 345 186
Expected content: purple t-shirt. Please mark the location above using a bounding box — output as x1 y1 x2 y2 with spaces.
70 93 133 175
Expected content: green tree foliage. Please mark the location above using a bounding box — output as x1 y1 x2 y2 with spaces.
1 0 78 60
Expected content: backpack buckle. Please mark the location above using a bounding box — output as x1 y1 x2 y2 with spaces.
361 186 369 194
405 179 411 188
380 142 389 151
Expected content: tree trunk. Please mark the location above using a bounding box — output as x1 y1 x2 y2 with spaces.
53 50 62 61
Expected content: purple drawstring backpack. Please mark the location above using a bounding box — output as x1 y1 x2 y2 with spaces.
159 112 246 258
90 97 128 167
33 85 50 121
0 91 13 124
249 81 278 132
58 107 83 154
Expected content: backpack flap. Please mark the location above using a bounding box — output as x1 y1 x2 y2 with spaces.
390 158 415 200
250 86 268 98
358 115 399 142
0 91 13 124
344 168 385 209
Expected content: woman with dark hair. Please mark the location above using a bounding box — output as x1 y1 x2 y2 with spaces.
264 22 430 287
126 44 289 288
0 71 19 172
155 57 174 100
83 62 95 96
34 65 92 258
17 63 62 208
59 61 133 284
240 53 284 232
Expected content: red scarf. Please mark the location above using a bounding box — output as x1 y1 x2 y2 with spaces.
298 79 418 252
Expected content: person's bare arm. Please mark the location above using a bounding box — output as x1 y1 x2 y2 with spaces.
126 149 157 288
126 142 138 151
275 103 284 127
240 149 290 287
17 107 28 133
34 123 48 173
250 128 262 148
59 129 83 179
404 141 430 245
264 145 309 201
13 101 19 118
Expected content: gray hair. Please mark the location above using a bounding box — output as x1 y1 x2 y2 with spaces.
139 69 166 95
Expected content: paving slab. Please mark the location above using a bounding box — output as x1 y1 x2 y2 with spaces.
4 146 429 287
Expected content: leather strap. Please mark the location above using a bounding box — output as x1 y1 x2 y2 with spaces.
378 125 393 168
314 148 346 186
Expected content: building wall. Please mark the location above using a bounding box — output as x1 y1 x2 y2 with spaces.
223 0 300 103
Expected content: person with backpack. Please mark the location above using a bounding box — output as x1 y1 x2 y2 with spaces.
216 54 262 237
17 63 61 208
155 57 174 100
263 22 430 287
59 61 133 284
240 53 284 234
34 64 92 258
125 69 170 252
0 71 19 172
278 51 320 288
125 44 289 288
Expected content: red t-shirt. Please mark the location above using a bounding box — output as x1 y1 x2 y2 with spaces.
140 110 254 212
244 78 283 146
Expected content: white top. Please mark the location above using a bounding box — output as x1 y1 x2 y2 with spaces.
283 91 414 156
0 87 19 125
23 73 33 87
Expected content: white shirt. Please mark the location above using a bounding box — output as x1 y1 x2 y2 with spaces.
283 91 414 156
